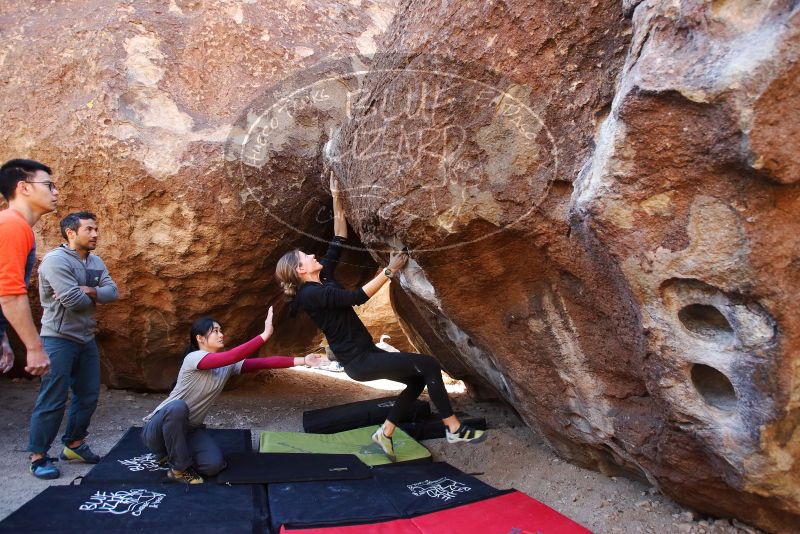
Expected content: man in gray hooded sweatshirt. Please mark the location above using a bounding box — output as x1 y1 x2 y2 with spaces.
27 211 118 479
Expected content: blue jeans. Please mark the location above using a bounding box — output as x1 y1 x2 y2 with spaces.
28 337 100 454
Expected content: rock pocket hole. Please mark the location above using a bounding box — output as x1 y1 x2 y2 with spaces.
691 364 737 411
678 304 734 342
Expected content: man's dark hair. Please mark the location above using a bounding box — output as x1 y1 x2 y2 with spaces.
0 159 52 201
60 211 97 240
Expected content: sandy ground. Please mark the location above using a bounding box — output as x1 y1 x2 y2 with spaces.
0 370 762 534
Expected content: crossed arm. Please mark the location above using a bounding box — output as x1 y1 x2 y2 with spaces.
41 257 118 310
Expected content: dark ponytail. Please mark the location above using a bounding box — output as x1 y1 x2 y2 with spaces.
184 317 217 357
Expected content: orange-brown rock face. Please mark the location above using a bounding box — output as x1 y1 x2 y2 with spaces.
332 1 800 531
0 0 396 388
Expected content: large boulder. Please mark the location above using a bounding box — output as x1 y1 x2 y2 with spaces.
331 0 799 531
0 0 396 388
575 2 800 529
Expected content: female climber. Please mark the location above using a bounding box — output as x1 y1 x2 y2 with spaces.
141 307 324 484
275 173 486 462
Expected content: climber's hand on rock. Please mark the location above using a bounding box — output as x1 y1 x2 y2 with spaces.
388 250 408 272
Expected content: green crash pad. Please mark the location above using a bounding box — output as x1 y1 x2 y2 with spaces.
259 426 431 466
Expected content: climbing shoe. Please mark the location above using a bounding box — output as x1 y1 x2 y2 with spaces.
29 456 60 480
446 424 487 444
167 467 204 484
371 426 396 462
60 442 101 464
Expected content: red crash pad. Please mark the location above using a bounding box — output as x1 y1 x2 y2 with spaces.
279 490 591 534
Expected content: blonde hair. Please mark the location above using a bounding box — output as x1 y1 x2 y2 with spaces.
275 249 303 298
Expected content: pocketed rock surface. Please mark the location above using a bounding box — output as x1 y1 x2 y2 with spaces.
332 2 800 530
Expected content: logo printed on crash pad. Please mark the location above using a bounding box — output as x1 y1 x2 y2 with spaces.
377 401 396 408
408 477 472 501
79 489 165 516
118 453 169 472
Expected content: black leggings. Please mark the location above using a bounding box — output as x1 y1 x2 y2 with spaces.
344 349 454 424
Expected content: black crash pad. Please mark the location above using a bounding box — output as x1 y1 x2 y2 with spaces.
82 426 252 484
216 452 372 484
0 482 266 534
268 461 505 531
302 396 431 434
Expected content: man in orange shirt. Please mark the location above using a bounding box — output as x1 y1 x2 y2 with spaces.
0 159 58 378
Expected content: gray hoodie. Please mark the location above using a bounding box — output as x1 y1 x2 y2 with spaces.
38 245 118 343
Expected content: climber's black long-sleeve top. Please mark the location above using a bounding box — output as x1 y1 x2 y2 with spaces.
291 237 374 365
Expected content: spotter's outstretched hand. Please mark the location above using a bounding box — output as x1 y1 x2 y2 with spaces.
304 352 328 368
261 306 274 341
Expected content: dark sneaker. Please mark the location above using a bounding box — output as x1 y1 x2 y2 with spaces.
29 456 60 480
167 467 204 484
446 424 487 444
60 442 101 464
371 426 396 462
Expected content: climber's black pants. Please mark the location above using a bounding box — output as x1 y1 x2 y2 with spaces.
344 349 454 424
